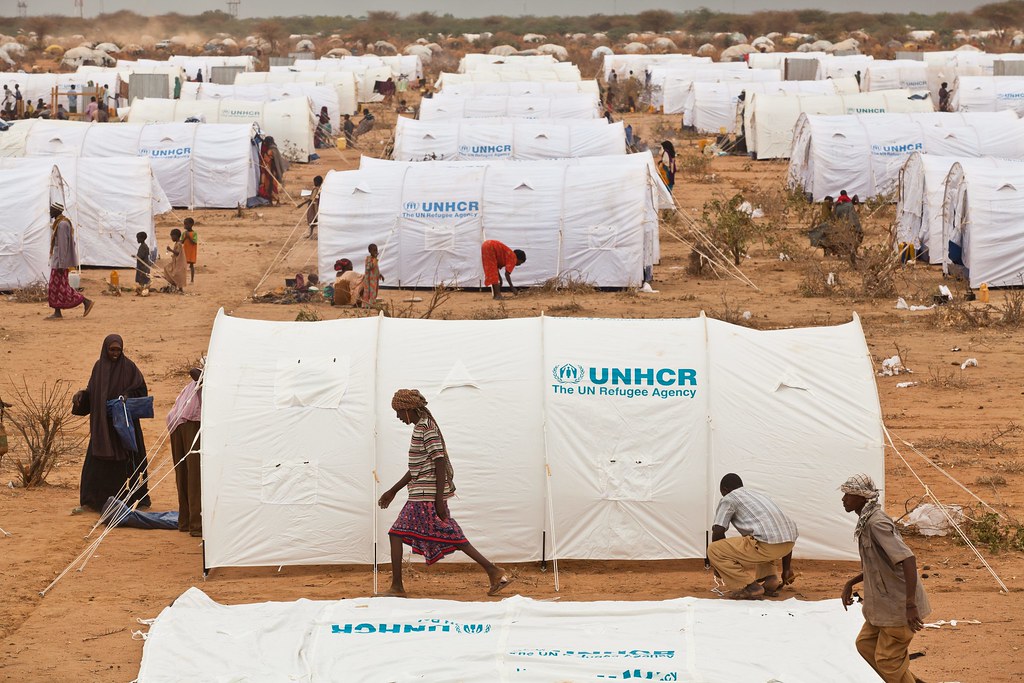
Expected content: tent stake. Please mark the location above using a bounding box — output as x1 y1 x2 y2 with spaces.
540 531 547 572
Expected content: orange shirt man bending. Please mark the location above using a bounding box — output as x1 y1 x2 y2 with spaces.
480 240 526 300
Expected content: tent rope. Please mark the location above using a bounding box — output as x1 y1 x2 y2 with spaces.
883 424 1008 593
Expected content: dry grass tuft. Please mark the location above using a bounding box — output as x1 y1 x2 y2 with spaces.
5 283 48 303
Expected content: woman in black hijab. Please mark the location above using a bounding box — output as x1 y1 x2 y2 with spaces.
74 334 152 511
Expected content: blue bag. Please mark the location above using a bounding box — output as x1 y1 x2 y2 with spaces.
105 395 154 452
101 496 179 530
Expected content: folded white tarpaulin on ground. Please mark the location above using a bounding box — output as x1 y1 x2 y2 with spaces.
317 155 666 287
201 312 883 568
0 166 51 289
419 93 601 120
0 119 257 209
126 96 314 163
787 110 1024 200
0 157 170 269
392 117 622 161
442 79 601 96
233 69 359 115
137 589 879 682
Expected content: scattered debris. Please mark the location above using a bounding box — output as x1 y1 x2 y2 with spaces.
960 358 979 370
896 381 919 388
640 282 659 294
896 297 935 311
880 355 912 376
924 619 981 629
902 503 964 536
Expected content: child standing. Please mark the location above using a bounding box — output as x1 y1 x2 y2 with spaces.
135 232 151 293
361 243 383 307
182 218 199 283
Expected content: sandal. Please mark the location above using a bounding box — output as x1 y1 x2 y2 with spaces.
487 573 514 597
728 584 765 600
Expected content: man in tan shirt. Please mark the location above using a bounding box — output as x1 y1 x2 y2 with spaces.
840 474 930 683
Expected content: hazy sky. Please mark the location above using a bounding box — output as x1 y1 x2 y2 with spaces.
7 1 999 20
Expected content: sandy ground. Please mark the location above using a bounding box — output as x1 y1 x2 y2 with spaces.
2 106 1023 682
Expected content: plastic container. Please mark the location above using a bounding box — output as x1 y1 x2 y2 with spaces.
109 270 119 288
336 137 347 151
68 271 81 289
979 283 990 303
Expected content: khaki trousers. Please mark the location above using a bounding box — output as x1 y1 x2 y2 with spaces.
707 536 794 590
856 621 917 683
170 420 202 533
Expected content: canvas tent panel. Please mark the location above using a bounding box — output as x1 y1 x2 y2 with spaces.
373 318 546 563
234 70 359 116
419 94 599 121
0 167 50 290
0 157 169 268
201 315 380 568
543 317 710 559
442 80 599 96
705 318 882 560
181 81 342 131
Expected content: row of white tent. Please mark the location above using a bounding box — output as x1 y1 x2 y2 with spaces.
747 89 934 160
687 78 859 135
130 56 255 81
458 53 562 73
180 79 357 121
0 159 169 290
316 154 673 290
201 310 883 568
125 96 314 162
273 56 423 103
435 64 583 89
441 80 599 96
79 63 183 98
0 119 258 209
787 111 1024 201
419 94 601 121
896 153 1024 287
1 72 120 110
392 118 625 161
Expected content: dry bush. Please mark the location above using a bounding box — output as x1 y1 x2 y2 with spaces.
998 287 1024 327
923 365 970 390
798 261 842 298
6 283 48 303
378 284 453 320
677 150 711 176
4 379 85 488
526 272 596 296
975 474 1008 487
918 423 1021 456
295 306 323 322
706 294 757 328
928 299 995 331
856 246 899 299
163 355 204 380
547 300 584 314
470 303 510 320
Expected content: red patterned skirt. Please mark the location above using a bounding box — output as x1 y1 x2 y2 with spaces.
48 269 84 309
389 500 468 565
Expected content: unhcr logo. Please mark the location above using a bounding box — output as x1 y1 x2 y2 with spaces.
870 142 923 157
401 199 480 219
404 201 418 211
332 619 492 635
550 364 698 400
140 147 191 158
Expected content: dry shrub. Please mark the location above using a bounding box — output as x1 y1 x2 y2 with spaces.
975 474 1007 487
707 294 757 328
295 307 323 322
163 355 204 380
6 283 48 303
547 300 584 314
528 272 596 295
857 245 899 299
470 302 509 320
3 380 85 488
799 261 842 298
928 299 995 331
923 365 970 390
998 287 1024 327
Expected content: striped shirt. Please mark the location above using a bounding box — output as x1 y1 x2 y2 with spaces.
406 416 455 502
713 487 799 544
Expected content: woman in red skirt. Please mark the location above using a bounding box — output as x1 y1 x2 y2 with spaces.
46 203 94 320
378 388 512 597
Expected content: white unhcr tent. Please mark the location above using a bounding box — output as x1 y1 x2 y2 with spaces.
419 94 600 120
895 153 1024 264
0 157 170 268
787 111 1024 200
436 63 582 88
602 53 711 80
654 66 778 116
87 62 185 97
392 117 623 161
0 72 109 111
0 167 51 290
747 90 934 160
952 75 1024 115
180 81 343 131
862 60 930 92
200 311 883 569
691 78 858 135
317 155 671 288
460 54 558 72
126 97 314 163
144 55 255 80
0 119 257 209
441 80 600 96
234 70 359 115
943 161 1024 287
